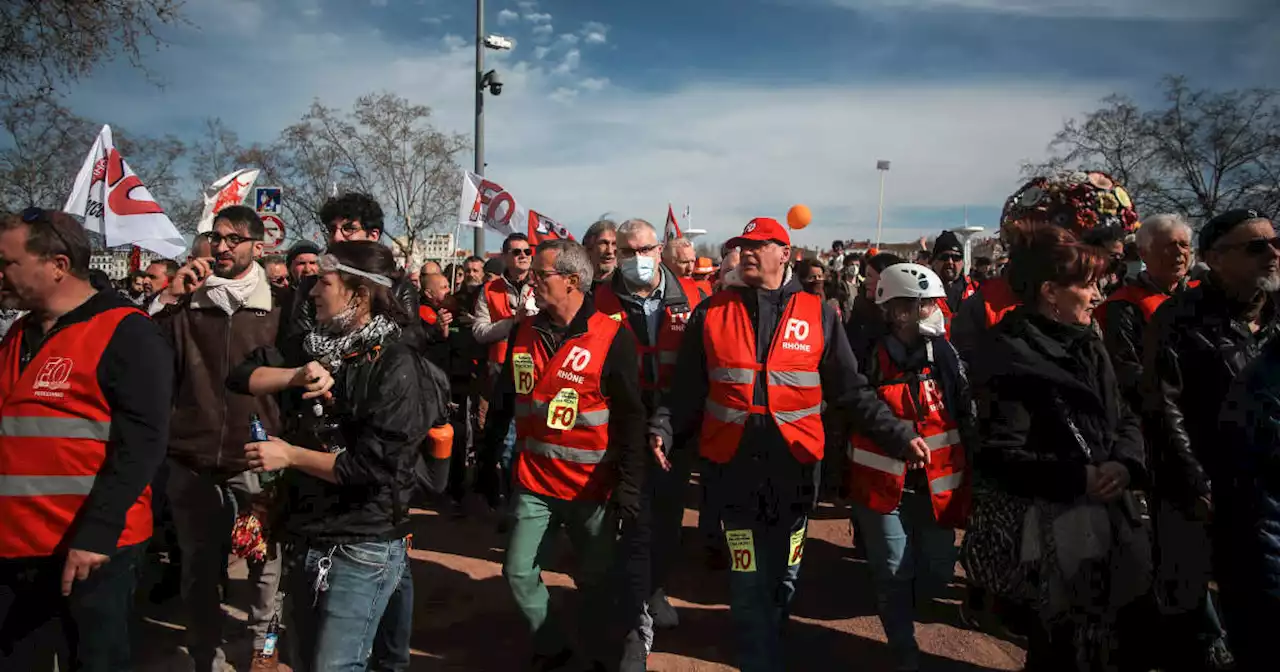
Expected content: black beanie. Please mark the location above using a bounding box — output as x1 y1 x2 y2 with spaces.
286 241 322 267
932 230 963 257
1198 209 1271 254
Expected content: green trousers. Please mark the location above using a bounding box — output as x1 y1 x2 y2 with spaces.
503 487 616 658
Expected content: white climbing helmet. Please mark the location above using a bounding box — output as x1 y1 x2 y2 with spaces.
875 263 947 305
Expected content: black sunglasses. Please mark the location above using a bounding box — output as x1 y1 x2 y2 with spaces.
507 247 532 257
935 253 964 262
1220 237 1280 256
20 207 75 258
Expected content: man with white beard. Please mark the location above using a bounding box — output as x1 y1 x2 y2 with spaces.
1143 209 1280 671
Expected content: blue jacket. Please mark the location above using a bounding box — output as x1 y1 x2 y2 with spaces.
1217 335 1280 612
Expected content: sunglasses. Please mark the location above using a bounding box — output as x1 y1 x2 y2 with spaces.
507 248 532 257
935 253 963 263
1220 237 1280 256
20 207 75 258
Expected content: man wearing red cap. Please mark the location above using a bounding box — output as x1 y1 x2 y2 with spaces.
650 217 926 672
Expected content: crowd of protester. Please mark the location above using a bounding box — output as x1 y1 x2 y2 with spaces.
0 170 1278 672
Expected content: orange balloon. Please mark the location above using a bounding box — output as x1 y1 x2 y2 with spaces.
787 205 812 230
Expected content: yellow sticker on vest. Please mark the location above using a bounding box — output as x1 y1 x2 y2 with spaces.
609 312 624 322
725 529 757 572
788 525 806 567
513 353 535 395
546 388 579 430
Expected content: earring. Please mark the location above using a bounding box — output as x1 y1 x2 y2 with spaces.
1052 303 1062 320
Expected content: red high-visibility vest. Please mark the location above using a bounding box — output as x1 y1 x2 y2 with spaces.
593 276 702 394
0 306 153 558
699 290 825 465
935 276 980 325
511 311 621 501
1096 279 1199 332
419 304 439 325
483 277 518 365
980 277 1020 328
847 343 970 528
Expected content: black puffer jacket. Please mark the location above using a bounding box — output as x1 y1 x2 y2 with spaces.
1142 276 1280 510
970 306 1145 501
229 327 443 545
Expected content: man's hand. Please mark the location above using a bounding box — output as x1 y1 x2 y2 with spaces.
1092 461 1130 502
650 434 671 472
161 258 213 304
290 361 334 400
438 309 454 329
61 549 110 596
246 436 297 472
906 437 930 470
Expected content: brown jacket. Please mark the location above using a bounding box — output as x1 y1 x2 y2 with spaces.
155 266 285 477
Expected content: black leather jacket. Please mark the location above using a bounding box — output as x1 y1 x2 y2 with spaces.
1099 272 1193 415
1142 276 1280 510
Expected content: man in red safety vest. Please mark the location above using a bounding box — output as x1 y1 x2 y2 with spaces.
482 238 646 671
650 217 927 672
1096 213 1195 414
0 209 173 670
594 218 706 669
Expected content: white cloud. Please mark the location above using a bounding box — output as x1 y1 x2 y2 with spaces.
525 12 552 23
817 0 1252 20
421 15 443 25
516 0 537 10
497 8 519 24
63 16 1115 250
580 21 609 45
531 24 554 37
533 46 550 59
552 49 580 75
557 33 580 45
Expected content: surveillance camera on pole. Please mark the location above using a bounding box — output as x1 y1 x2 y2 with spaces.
480 69 503 96
484 34 513 51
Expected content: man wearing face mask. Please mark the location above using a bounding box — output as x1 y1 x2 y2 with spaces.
1097 214 1195 416
151 205 288 672
1143 209 1280 671
830 255 862 319
593 219 705 669
649 217 926 672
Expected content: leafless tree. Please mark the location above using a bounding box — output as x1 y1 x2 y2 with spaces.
1 0 187 100
267 93 470 258
1027 77 1280 223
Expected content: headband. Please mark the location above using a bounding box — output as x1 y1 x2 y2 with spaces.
319 254 393 287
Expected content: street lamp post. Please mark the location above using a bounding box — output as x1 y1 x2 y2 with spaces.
473 0 486 256
875 160 891 248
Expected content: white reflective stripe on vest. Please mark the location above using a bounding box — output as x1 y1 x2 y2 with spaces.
766 371 820 388
709 367 755 384
520 401 610 427
524 440 609 464
0 474 97 496
705 399 750 425
922 429 961 451
0 416 112 441
849 447 906 475
930 471 964 495
773 403 822 425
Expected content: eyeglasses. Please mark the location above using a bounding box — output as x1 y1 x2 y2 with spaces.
935 253 963 263
531 269 566 282
326 222 365 238
1219 237 1280 256
208 232 261 248
20 207 74 259
507 248 532 257
618 244 661 258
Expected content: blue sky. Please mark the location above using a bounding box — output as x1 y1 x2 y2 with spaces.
62 0 1279 249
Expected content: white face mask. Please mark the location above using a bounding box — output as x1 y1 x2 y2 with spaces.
917 307 947 337
620 255 656 285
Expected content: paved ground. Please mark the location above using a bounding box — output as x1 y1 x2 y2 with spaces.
136 498 1027 671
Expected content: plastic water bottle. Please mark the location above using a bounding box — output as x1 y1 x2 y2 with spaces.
250 413 278 486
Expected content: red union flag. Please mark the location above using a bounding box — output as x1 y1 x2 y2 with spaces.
664 203 682 244
197 169 261 233
528 210 574 246
456 169 574 243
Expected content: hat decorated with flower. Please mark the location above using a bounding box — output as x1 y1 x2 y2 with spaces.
1000 170 1139 236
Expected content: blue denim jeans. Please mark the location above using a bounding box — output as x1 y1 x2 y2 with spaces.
723 511 807 672
369 561 413 671
852 490 957 667
285 538 409 672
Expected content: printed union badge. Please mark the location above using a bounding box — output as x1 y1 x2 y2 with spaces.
513 352 536 395
725 529 757 572
546 388 579 430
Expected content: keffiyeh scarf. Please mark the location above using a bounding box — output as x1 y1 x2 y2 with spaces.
303 311 400 372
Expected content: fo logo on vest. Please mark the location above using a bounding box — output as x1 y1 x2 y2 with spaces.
557 346 591 384
782 318 812 352
33 357 74 398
